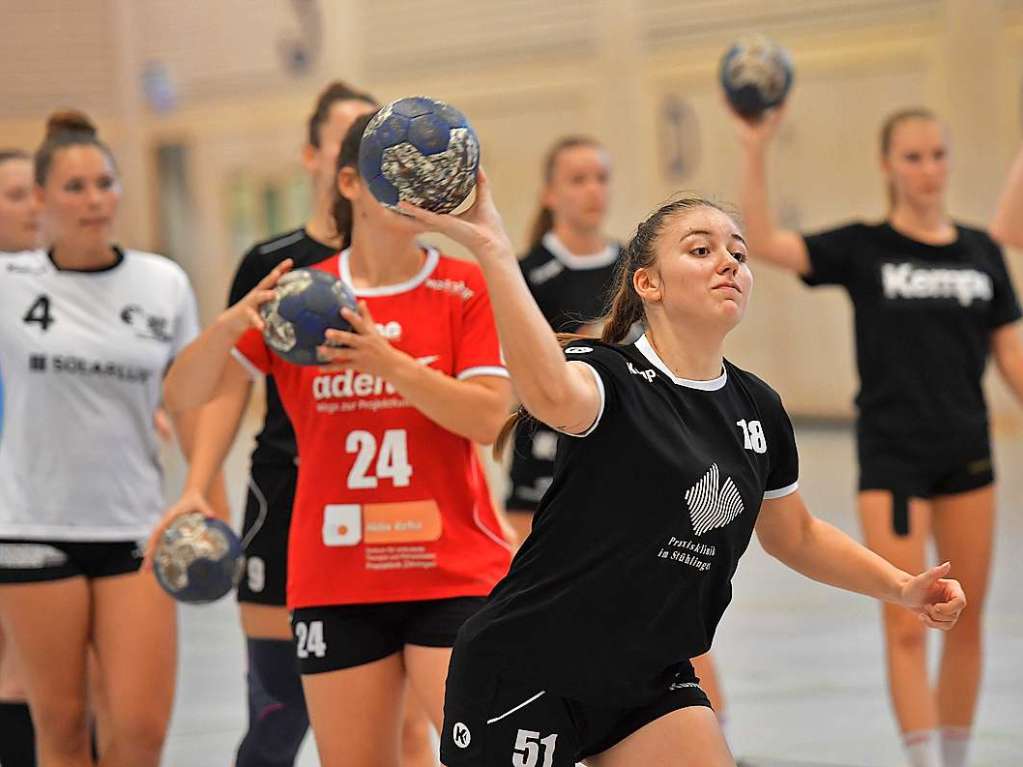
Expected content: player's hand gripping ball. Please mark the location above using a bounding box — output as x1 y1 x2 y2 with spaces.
358 96 480 214
260 268 358 366
720 34 794 119
153 512 244 604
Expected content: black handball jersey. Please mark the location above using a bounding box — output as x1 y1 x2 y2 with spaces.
228 229 336 465
459 336 799 705
519 233 621 332
801 222 1021 447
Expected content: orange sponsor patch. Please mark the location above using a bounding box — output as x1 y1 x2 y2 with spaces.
363 500 442 544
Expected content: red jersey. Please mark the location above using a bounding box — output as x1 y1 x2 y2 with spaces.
234 247 512 608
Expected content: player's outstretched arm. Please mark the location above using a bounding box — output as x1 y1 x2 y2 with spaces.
143 364 252 569
755 490 966 630
163 258 292 412
991 143 1023 248
396 171 602 436
730 105 812 276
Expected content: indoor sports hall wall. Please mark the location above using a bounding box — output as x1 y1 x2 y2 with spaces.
2 0 1022 425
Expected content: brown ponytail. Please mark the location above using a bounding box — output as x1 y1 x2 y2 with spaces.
526 135 603 250
331 111 378 250
879 107 938 211
35 109 116 185
495 195 730 459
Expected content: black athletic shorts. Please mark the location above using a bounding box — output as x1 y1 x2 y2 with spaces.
238 462 297 606
290 596 486 675
441 643 711 766
505 422 559 512
0 539 143 584
858 433 994 499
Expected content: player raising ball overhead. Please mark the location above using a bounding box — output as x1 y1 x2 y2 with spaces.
398 173 967 767
160 108 513 767
731 89 1023 766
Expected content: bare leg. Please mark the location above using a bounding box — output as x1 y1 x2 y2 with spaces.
302 652 405 767
91 572 176 767
400 692 437 767
932 485 995 728
859 490 937 734
0 578 93 767
587 706 733 767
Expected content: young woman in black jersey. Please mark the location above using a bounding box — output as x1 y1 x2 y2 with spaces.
0 147 41 766
0 112 207 767
732 106 1023 767
506 136 620 537
402 175 966 767
508 135 730 726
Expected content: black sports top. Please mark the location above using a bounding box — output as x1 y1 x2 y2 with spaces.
459 337 799 704
228 228 336 466
802 222 1021 448
519 232 621 333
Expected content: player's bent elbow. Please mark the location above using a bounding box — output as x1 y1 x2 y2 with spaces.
471 410 508 446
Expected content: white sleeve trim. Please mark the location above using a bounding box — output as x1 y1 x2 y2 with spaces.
763 481 799 500
230 347 263 381
552 361 606 438
457 365 510 380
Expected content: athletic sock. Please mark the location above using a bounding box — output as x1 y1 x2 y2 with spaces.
903 729 941 767
940 726 971 767
0 700 36 766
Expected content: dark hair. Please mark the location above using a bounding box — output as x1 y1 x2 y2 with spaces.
330 111 378 250
307 81 377 148
0 149 31 167
879 107 940 210
35 110 117 186
526 136 604 249
496 196 732 457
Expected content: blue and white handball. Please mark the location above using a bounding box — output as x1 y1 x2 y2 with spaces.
358 96 480 214
720 35 794 119
153 512 244 604
260 268 357 366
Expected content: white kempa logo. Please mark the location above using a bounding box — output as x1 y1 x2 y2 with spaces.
685 463 744 536
881 262 992 307
628 362 656 383
565 346 593 354
452 722 471 749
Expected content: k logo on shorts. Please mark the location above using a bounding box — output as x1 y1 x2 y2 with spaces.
452 721 471 748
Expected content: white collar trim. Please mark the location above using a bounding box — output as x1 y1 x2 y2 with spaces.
542 232 618 270
634 334 727 391
339 245 439 297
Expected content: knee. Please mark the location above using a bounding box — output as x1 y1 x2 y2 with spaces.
885 609 927 654
108 708 169 757
31 696 90 753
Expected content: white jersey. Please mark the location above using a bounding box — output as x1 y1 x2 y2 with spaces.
0 249 199 540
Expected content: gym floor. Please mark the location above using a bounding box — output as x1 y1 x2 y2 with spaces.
160 421 1023 767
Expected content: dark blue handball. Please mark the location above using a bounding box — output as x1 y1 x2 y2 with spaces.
720 35 794 119
153 513 245 604
260 268 358 366
357 96 480 214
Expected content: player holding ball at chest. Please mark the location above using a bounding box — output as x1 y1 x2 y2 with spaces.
160 107 513 766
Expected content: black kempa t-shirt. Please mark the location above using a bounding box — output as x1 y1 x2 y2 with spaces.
519 232 622 332
801 222 1022 448
228 228 337 465
459 337 799 705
